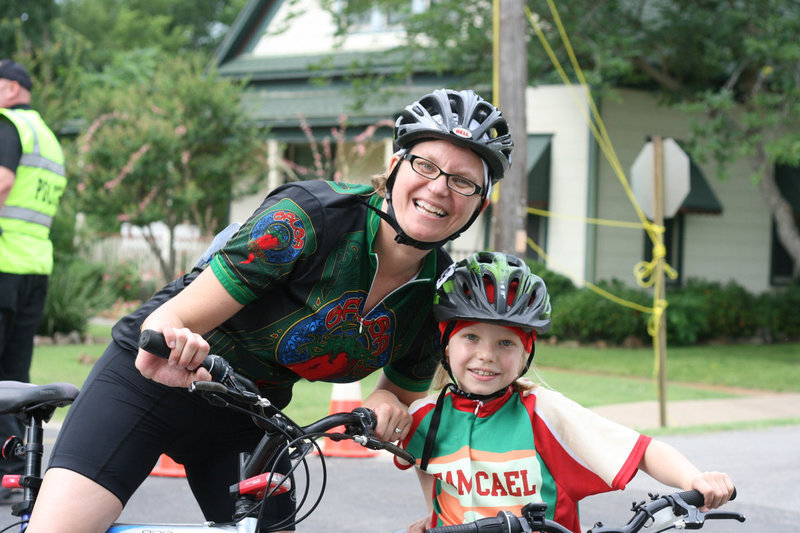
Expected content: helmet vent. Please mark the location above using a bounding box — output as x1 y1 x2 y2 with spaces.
460 280 473 301
508 280 519 306
482 275 496 304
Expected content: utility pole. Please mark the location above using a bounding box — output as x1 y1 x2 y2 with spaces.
493 0 528 254
652 136 668 428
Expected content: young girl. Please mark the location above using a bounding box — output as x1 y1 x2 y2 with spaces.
397 252 734 533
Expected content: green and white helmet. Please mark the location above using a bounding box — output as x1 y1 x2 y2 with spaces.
434 251 552 334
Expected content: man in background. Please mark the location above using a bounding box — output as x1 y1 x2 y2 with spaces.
0 59 66 503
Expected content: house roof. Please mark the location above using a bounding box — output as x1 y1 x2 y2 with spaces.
210 0 465 139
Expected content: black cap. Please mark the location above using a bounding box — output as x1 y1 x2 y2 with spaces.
0 59 32 91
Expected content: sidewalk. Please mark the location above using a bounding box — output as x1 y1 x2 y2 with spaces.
590 392 800 430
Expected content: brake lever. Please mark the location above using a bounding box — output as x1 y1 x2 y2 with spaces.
669 493 746 529
704 511 746 523
676 507 746 529
348 406 377 432
189 380 264 410
351 434 416 464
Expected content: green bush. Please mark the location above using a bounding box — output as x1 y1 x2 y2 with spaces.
677 279 760 341
38 259 114 336
663 288 710 346
102 261 144 302
545 274 796 346
761 283 800 341
550 280 650 345
525 259 577 303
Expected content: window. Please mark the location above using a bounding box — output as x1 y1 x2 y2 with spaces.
525 135 551 261
770 164 800 285
338 1 429 32
642 216 684 286
281 143 338 182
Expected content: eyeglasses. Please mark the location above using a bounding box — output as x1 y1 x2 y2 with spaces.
401 153 483 197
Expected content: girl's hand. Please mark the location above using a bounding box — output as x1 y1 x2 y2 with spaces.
405 516 430 533
135 326 212 387
690 471 735 511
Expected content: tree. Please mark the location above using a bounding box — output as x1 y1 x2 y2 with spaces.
60 0 248 65
0 0 60 57
325 0 800 276
72 54 269 283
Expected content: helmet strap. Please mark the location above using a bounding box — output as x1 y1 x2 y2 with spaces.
520 343 536 375
419 382 509 471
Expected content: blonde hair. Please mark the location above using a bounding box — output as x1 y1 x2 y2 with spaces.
370 172 389 197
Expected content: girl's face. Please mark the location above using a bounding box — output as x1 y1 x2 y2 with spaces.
445 322 528 396
388 140 484 244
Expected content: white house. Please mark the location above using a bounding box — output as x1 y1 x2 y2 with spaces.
212 0 798 295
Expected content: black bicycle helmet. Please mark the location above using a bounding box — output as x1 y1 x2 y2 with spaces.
370 89 514 250
434 251 552 335
394 88 513 183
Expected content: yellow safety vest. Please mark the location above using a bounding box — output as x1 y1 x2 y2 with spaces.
0 108 66 275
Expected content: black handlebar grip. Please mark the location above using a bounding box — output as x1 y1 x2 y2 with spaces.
427 523 479 532
677 489 705 507
138 329 233 383
138 328 171 358
677 486 737 508
428 514 518 533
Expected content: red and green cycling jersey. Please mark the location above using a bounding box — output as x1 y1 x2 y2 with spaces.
113 180 447 391
398 386 652 532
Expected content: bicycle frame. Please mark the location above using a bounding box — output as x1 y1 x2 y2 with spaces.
106 519 258 532
0 376 409 533
0 381 297 533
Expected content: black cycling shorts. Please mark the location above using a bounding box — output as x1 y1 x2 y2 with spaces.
48 341 296 528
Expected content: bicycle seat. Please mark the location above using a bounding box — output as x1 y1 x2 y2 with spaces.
0 381 80 418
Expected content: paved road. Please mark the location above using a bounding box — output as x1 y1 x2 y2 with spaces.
4 424 796 532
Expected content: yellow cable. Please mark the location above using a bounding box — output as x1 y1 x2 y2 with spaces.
525 2 679 397
527 238 654 314
527 206 660 231
525 4 659 246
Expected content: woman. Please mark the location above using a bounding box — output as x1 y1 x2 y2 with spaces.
26 88 514 532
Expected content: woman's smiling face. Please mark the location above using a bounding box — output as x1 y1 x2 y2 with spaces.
388 140 484 245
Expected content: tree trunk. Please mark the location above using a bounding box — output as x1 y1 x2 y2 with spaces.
141 224 173 285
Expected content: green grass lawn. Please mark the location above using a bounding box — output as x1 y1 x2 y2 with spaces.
534 342 800 392
28 322 799 426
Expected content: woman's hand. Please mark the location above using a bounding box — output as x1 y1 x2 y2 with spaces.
135 326 212 388
690 471 735 511
363 373 426 442
363 388 413 442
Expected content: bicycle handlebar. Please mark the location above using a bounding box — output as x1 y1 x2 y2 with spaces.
140 329 416 465
189 379 416 465
425 489 743 533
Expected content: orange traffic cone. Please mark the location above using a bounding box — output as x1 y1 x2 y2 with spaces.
150 454 187 477
319 382 378 458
